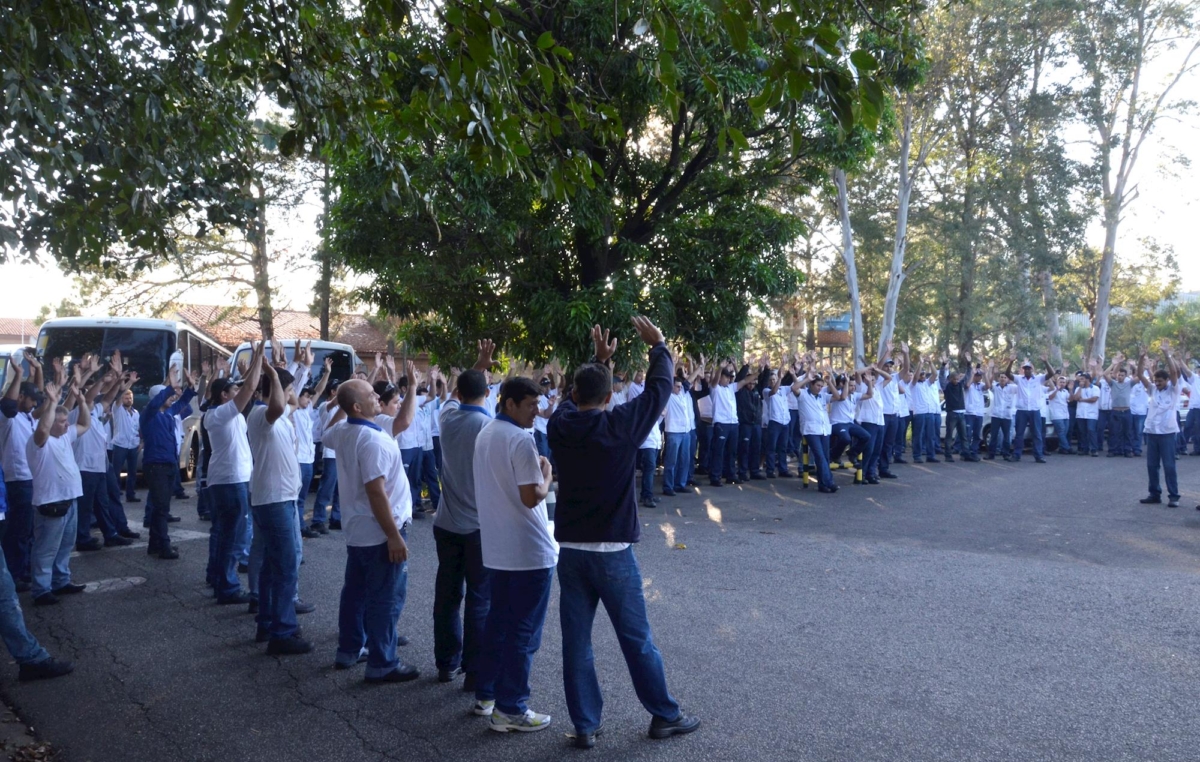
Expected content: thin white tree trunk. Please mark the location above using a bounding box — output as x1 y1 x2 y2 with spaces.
834 169 865 368
1041 270 1062 367
878 105 913 362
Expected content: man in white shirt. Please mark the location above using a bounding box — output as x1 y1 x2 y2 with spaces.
203 342 263 605
1130 373 1149 456
793 366 836 493
964 364 988 460
1071 374 1100 455
310 386 342 532
27 378 90 606
1046 375 1073 454
0 354 44 592
72 368 131 551
472 377 555 733
245 365 311 655
110 387 142 503
663 378 695 492
1008 358 1051 463
295 358 332 538
1137 344 1183 507
323 376 421 683
704 366 752 487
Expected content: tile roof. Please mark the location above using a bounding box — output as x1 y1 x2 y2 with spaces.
174 305 397 356
0 318 38 341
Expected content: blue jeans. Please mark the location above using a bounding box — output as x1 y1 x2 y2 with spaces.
763 421 790 475
533 430 550 459
111 445 139 500
558 547 681 734
1051 418 1071 453
1075 418 1097 454
401 448 423 508
638 448 658 501
1146 433 1179 499
685 429 698 485
944 411 966 459
662 432 690 493
880 414 898 469
1097 410 1111 453
695 421 711 472
475 566 554 715
1110 410 1132 455
312 457 340 525
861 421 885 477
965 414 984 457
788 409 801 455
1185 409 1200 453
0 524 50 665
196 484 213 520
77 470 112 544
31 500 77 598
103 460 132 531
207 481 249 600
924 413 941 457
737 422 762 479
1132 415 1146 454
989 417 1012 457
251 501 301 639
296 462 314 530
420 447 441 508
143 461 173 552
1 480 33 585
336 532 410 679
1012 410 1044 460
804 434 834 489
830 422 869 463
911 414 926 459
432 526 491 675
708 422 737 484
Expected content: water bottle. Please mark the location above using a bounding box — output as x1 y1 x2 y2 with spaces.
170 348 184 378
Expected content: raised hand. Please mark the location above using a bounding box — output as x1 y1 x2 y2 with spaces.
630 316 664 347
200 360 211 378
384 352 396 375
216 357 230 375
23 348 41 369
323 356 334 372
475 339 496 370
43 381 61 404
591 325 618 362
126 371 140 386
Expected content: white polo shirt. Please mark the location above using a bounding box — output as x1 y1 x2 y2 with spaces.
696 395 712 422
27 427 82 507
909 379 929 415
606 389 627 412
70 403 110 474
766 389 790 426
965 381 986 416
710 384 738 425
1075 386 1100 420
1145 382 1181 435
991 382 1015 419
829 392 857 425
1130 381 1149 416
246 406 301 506
896 381 909 418
665 392 693 434
203 400 252 486
1047 388 1070 421
293 405 315 465
877 374 899 415
323 417 412 545
856 384 885 426
533 394 553 435
317 402 337 458
110 405 140 449
796 388 832 436
0 408 35 482
1014 373 1046 411
473 418 557 571
1098 380 1113 411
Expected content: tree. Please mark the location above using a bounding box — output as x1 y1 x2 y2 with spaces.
1072 0 1200 361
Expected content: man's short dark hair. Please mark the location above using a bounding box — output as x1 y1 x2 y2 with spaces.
457 369 488 401
572 363 613 406
1154 369 1170 381
373 380 398 404
500 377 541 410
259 369 294 396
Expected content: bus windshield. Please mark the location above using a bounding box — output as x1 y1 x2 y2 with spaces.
232 344 355 389
37 326 172 403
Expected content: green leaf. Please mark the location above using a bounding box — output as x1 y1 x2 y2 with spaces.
850 49 878 72
537 63 554 96
225 0 245 32
537 31 556 50
722 12 749 54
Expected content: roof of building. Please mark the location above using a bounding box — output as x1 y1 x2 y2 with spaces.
0 318 38 340
173 305 395 356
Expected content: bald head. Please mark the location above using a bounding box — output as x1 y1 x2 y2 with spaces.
336 379 379 419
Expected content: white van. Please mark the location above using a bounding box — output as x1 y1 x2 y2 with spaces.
230 339 362 390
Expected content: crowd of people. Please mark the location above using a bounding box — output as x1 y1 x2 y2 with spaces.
0 325 1193 747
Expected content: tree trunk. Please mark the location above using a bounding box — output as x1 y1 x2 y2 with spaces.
878 103 913 362
250 189 275 341
317 160 332 341
1089 201 1120 363
1040 270 1062 367
834 169 865 368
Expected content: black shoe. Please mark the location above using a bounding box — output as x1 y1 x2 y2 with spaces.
175 492 191 500
879 471 898 479
1091 452 1099 457
75 538 104 552
817 486 836 494
237 562 249 574
649 713 701 739
33 593 59 606
1035 458 1047 464
709 481 723 488
247 598 259 614
866 478 881 485
255 626 270 644
764 473 777 479
18 658 74 682
14 580 30 594
266 634 314 656
573 725 604 749
1168 498 1180 508
983 455 995 460
118 528 140 539
329 520 342 530
365 663 420 683
104 535 133 547
926 458 939 464
126 496 141 503
1139 496 1162 505
462 672 477 692
397 634 410 647
198 513 213 522
750 473 766 480
52 583 86 596
438 667 463 683
301 527 320 539
640 498 656 508
944 456 954 462
167 515 182 523
317 523 330 535
412 510 426 520
893 457 908 464
218 592 253 605
294 599 316 615
335 649 370 669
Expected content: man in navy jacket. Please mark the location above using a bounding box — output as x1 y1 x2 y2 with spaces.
548 316 700 749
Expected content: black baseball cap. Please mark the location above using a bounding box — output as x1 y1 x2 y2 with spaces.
209 378 242 398
18 382 40 398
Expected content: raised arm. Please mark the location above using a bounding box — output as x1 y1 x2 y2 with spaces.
233 341 265 410
1163 340 1180 384
32 382 59 447
263 363 286 424
391 361 420 438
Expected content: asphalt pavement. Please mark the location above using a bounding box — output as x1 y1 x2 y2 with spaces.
3 450 1200 762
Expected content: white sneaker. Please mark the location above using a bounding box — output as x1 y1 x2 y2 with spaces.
489 708 552 732
473 699 495 717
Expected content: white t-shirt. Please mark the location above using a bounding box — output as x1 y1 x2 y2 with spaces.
246 406 301 506
607 389 627 412
909 379 929 415
1146 382 1182 435
710 384 738 425
533 394 553 435
318 402 338 458
664 392 692 434
877 375 900 415
70 403 110 474
293 405 315 465
640 416 663 450
796 388 832 436
627 381 645 401
0 409 35 481
1097 379 1113 411
396 397 425 450
203 400 252 486
473 419 557 571
964 381 986 416
1074 386 1100 420
786 388 800 411
766 389 790 425
28 427 82 506
323 416 412 545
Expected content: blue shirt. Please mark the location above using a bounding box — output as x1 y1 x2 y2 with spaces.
140 387 197 465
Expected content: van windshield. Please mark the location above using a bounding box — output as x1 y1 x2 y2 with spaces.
232 344 355 390
38 326 171 404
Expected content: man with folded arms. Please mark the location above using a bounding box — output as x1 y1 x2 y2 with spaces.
549 318 700 749
27 370 90 606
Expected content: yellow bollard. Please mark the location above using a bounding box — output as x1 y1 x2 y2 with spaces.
853 452 864 485
801 439 810 489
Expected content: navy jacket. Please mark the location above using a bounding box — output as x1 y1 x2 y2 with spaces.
549 343 673 544
140 387 196 465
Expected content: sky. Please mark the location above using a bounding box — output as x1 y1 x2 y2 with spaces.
3 47 1199 319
